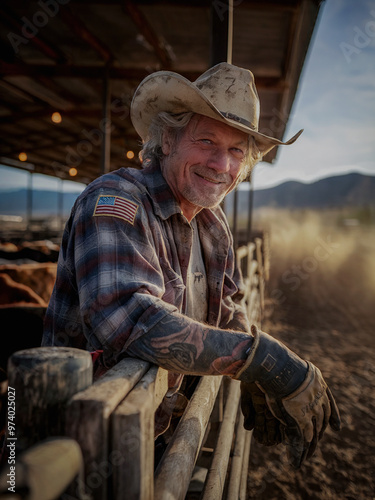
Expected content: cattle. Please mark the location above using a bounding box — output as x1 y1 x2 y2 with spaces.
0 273 48 307
0 239 59 263
0 243 58 372
0 263 57 304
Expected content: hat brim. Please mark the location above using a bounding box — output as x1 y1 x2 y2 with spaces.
130 70 303 156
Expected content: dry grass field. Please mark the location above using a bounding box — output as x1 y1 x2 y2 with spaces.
247 209 375 500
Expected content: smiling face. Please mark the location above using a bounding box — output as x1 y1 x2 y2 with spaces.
160 114 249 221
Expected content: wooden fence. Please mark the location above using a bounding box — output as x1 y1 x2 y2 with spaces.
0 235 268 500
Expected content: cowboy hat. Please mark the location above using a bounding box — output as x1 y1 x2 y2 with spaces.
130 62 303 157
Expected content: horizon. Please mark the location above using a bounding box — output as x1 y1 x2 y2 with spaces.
1 167 374 195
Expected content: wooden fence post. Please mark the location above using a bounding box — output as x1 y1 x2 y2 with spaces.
111 365 168 500
7 347 92 453
201 379 241 500
154 376 222 500
255 238 265 314
65 357 151 500
0 437 87 500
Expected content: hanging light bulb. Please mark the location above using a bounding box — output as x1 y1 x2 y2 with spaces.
18 152 27 162
126 150 135 160
51 112 62 124
69 167 78 177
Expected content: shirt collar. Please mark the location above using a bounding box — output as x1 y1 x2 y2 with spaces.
140 161 184 221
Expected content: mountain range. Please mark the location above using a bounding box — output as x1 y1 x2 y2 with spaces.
0 172 374 217
226 172 375 212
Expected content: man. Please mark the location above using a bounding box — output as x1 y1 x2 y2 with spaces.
43 63 340 469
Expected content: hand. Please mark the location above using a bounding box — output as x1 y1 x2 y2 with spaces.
262 362 341 468
240 381 284 446
234 325 341 468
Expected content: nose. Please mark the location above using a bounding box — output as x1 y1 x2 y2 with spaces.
206 148 231 174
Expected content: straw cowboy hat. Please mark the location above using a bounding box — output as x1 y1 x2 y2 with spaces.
130 62 303 157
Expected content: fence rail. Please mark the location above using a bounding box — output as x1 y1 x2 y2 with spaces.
0 234 268 500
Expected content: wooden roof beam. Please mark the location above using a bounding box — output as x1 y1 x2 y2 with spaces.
0 124 81 154
58 5 114 63
122 0 174 69
0 5 67 63
0 106 104 125
0 79 37 104
1 77 72 110
21 156 100 182
0 62 286 89
278 0 320 125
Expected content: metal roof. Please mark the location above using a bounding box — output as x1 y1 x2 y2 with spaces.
0 0 322 185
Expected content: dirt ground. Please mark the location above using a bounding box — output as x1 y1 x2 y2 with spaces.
246 210 375 500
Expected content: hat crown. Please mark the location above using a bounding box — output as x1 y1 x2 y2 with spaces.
194 62 260 131
130 61 302 156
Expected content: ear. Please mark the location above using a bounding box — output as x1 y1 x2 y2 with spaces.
161 132 172 155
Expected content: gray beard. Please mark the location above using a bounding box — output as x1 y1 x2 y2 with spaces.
180 184 227 210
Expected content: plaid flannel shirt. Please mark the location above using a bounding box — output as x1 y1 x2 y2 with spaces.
42 162 251 374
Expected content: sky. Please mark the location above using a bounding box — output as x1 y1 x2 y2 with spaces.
253 0 375 189
0 0 374 193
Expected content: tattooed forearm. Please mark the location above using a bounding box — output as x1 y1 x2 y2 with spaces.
126 311 254 376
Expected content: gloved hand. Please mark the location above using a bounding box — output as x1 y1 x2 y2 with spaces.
234 325 341 468
240 381 284 446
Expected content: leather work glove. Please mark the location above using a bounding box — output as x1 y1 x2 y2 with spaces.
234 325 341 469
240 381 284 446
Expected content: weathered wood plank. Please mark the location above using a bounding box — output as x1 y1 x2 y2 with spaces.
225 409 248 500
247 242 256 259
154 376 222 500
152 365 169 411
239 429 252 500
255 237 265 313
236 245 248 263
7 347 92 453
201 378 241 500
248 260 258 285
65 357 150 500
248 288 261 324
0 438 85 500
111 365 168 500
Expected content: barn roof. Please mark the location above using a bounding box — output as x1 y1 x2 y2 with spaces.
0 0 322 185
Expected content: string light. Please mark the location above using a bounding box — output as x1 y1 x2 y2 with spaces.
126 150 135 160
51 112 62 124
69 167 78 177
18 152 27 162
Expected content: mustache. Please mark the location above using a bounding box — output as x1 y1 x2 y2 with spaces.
193 166 231 184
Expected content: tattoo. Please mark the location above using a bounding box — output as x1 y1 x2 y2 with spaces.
126 311 253 376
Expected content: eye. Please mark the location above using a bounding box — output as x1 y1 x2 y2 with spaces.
199 138 213 145
230 147 245 159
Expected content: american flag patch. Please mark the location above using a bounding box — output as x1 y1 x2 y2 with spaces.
93 195 138 224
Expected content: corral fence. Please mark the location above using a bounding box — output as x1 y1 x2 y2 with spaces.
0 235 268 500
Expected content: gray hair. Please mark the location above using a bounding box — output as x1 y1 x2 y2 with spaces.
139 111 262 182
